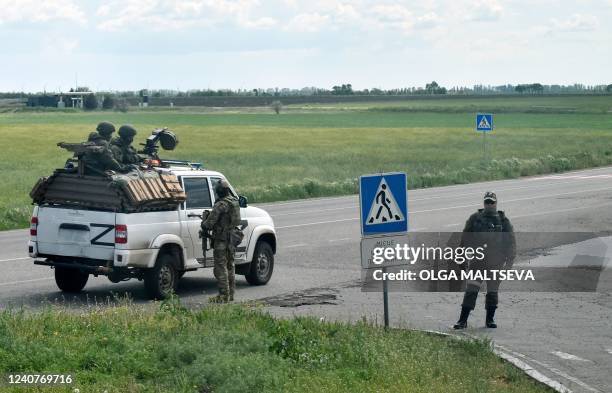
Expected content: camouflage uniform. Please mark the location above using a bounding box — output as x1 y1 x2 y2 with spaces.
201 186 240 302
84 122 128 175
111 125 142 165
454 191 515 329
460 208 515 311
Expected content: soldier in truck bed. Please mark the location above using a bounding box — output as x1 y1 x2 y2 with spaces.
84 122 130 175
111 125 142 165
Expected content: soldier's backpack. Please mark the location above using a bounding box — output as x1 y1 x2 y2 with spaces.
226 196 244 247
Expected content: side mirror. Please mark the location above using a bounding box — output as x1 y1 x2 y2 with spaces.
239 195 248 208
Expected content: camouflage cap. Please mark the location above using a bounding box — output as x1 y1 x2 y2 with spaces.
96 121 115 136
484 191 497 202
118 124 137 138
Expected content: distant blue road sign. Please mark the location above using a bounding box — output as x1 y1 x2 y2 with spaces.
359 172 408 236
476 113 493 132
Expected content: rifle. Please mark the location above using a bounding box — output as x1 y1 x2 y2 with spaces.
58 142 104 156
190 211 212 263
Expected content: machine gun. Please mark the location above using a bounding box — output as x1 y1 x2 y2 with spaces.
138 128 179 160
57 142 106 175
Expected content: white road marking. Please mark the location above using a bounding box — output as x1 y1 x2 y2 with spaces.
277 187 612 230
443 223 460 228
285 243 308 248
270 178 612 217
551 351 591 362
277 217 358 229
0 277 53 287
605 348 612 355
0 257 31 263
500 346 600 393
329 238 352 242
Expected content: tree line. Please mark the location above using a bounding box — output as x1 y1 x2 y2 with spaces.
3 82 612 100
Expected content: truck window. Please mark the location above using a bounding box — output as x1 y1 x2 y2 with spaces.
183 177 212 209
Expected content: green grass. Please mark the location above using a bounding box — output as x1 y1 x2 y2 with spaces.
0 300 554 393
1 95 611 230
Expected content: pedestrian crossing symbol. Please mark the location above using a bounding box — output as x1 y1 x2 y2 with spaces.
359 172 408 236
366 178 404 224
476 113 493 132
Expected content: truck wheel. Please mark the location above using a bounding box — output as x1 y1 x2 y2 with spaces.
144 253 178 300
55 267 89 293
245 241 274 285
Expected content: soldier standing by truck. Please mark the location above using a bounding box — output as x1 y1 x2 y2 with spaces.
201 179 242 303
111 125 142 164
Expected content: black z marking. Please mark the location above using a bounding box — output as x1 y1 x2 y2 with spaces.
90 223 115 247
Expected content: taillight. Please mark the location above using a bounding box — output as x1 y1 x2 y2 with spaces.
30 216 38 236
115 224 128 244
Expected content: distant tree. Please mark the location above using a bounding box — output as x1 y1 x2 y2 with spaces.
83 94 98 110
607 84 612 93
515 85 526 94
271 100 282 114
425 81 439 94
331 84 354 95
102 94 115 109
425 81 446 94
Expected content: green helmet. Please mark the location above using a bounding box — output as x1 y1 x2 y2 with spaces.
96 121 115 137
215 179 231 197
118 124 137 138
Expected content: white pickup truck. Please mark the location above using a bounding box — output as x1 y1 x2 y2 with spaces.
28 162 277 299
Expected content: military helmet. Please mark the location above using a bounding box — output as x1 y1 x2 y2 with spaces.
96 121 115 137
118 124 137 138
215 179 231 196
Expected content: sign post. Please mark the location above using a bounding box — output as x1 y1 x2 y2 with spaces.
476 113 494 162
359 172 408 329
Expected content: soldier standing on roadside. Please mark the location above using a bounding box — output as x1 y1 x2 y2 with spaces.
111 125 142 165
453 191 516 329
201 179 241 303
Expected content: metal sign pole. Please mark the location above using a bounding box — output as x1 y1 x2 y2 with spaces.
382 266 389 328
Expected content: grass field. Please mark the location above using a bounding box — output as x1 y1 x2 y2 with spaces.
0 300 554 393
1 95 611 230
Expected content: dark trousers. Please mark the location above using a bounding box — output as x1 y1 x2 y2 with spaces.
461 279 500 310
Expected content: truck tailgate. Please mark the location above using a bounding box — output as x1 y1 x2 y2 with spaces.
36 207 115 261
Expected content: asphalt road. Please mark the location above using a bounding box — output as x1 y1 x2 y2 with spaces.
2 166 612 392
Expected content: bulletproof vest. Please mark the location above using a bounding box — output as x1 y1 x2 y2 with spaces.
212 196 240 240
471 209 504 232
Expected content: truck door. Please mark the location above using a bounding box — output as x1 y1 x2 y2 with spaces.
181 176 214 264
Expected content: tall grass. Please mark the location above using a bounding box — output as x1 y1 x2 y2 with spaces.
0 300 554 393
1 96 610 230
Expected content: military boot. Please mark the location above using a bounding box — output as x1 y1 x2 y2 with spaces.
209 294 229 304
453 307 471 330
485 308 497 328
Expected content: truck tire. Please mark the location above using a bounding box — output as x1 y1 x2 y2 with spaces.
245 241 274 285
144 253 179 300
54 267 89 293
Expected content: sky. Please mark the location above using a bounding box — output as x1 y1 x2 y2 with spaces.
1 0 611 92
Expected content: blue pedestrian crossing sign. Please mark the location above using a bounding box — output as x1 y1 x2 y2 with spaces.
359 172 408 236
476 113 493 132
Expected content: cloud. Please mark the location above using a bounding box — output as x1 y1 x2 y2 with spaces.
0 0 86 25
96 0 276 31
550 13 599 32
463 0 503 22
284 12 330 32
